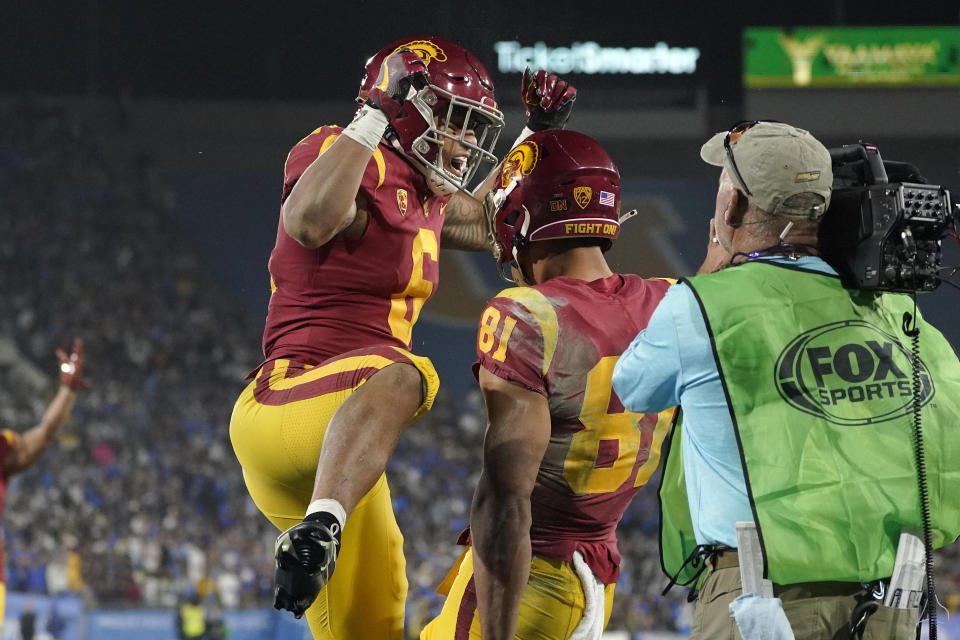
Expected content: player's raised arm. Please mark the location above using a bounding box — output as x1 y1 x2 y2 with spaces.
5 339 85 477
283 49 429 248
441 168 501 251
470 367 551 640
441 68 577 252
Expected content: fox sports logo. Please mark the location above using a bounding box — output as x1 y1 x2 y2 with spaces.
774 320 934 426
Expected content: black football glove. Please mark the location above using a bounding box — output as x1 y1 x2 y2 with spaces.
273 515 342 619
521 68 577 132
366 48 430 121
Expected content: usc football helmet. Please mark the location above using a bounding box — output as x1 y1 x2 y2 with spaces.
488 129 622 273
358 37 504 196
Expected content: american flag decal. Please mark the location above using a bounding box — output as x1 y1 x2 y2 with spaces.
599 191 615 206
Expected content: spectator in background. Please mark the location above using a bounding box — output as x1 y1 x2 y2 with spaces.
18 602 35 640
203 606 229 640
46 601 67 640
177 593 206 640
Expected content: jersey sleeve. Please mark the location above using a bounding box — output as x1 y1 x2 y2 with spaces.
280 126 387 204
475 288 558 396
0 429 18 469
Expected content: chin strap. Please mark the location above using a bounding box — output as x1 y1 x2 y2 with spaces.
483 178 522 264
511 206 531 265
619 208 638 225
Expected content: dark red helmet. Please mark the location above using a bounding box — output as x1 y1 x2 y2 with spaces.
487 129 622 266
358 37 504 195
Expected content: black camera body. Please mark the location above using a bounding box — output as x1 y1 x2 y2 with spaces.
818 144 959 293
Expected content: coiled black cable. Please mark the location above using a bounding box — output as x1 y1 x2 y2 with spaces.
902 307 936 640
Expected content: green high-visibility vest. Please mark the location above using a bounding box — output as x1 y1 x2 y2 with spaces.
179 603 206 638
659 261 960 586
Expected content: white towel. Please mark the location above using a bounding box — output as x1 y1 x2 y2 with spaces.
729 593 796 640
568 551 607 640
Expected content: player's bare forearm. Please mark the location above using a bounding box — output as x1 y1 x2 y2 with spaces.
5 385 75 477
441 192 489 251
471 368 551 637
472 478 532 640
441 164 503 251
282 136 370 248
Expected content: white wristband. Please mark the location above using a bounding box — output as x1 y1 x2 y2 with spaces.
510 126 536 150
305 498 347 530
341 105 389 151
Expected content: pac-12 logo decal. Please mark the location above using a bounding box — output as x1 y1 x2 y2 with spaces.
500 141 539 189
393 40 448 66
573 186 592 209
774 320 934 426
396 189 408 215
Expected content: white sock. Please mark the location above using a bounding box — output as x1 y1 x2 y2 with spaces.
305 498 347 530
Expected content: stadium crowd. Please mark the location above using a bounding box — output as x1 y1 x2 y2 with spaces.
0 99 957 636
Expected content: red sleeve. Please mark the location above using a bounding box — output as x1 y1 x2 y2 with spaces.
474 295 547 396
0 430 17 470
279 126 384 204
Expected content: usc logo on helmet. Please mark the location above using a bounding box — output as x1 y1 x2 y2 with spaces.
393 40 448 66
500 141 540 189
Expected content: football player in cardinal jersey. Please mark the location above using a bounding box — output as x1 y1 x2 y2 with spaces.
420 130 675 640
228 36 577 639
0 340 85 634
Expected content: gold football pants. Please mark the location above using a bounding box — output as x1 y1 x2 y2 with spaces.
230 346 439 639
420 547 615 640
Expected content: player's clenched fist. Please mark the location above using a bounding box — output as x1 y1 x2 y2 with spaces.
521 68 577 132
56 338 85 390
366 48 430 120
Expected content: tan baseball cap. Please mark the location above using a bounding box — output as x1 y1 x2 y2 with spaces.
701 121 833 219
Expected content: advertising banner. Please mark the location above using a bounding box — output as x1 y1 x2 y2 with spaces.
744 27 960 88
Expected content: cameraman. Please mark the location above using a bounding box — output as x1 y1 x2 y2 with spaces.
612 121 960 639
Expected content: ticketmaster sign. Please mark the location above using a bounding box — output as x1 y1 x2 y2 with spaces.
744 27 960 88
494 41 700 75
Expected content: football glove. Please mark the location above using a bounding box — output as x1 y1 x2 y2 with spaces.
521 68 577 132
273 515 342 618
366 48 430 121
56 338 85 390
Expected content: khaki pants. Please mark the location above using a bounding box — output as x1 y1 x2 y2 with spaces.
689 559 917 640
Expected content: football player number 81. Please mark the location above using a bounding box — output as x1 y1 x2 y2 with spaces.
478 311 667 495
565 357 667 494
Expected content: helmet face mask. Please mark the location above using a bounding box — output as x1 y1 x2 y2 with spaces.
488 130 623 281
405 85 503 195
359 37 504 196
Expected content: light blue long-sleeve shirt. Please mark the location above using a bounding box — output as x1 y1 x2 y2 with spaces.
611 256 837 547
